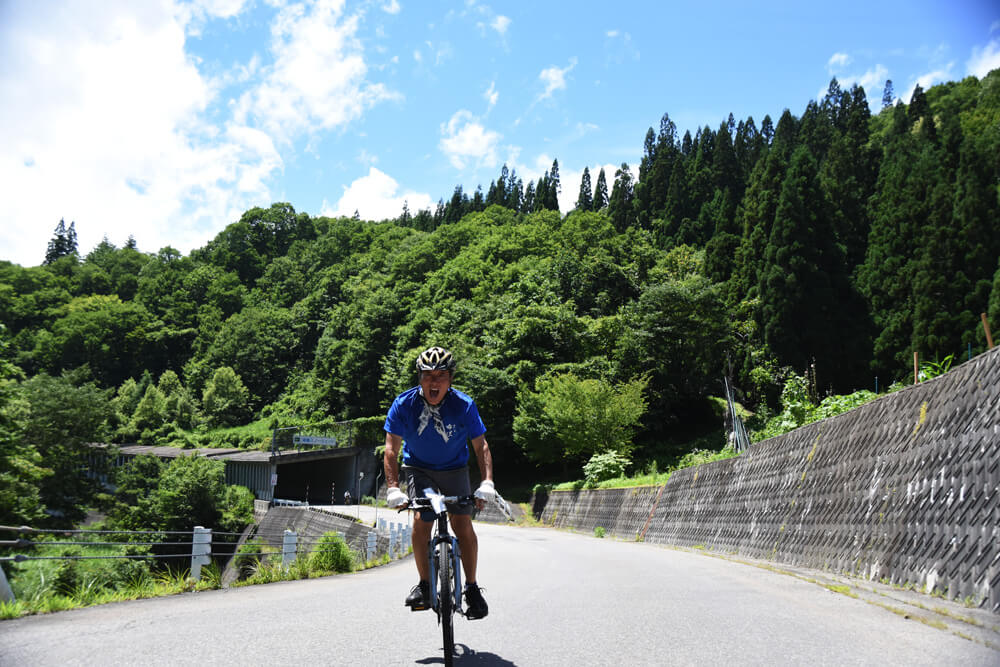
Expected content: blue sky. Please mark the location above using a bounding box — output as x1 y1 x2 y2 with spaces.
1 0 998 267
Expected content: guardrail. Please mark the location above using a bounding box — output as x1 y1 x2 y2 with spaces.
0 524 241 602
0 520 412 604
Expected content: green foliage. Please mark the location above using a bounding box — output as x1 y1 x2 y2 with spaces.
0 332 50 527
33 295 163 388
18 368 112 526
551 444 739 491
593 526 606 538
1 72 998 496
201 366 250 428
219 484 255 533
8 534 155 614
917 354 954 382
234 538 274 579
751 372 882 441
44 219 79 265
615 271 729 421
108 454 252 537
583 450 632 484
110 454 164 528
131 384 168 434
309 532 355 573
515 373 648 465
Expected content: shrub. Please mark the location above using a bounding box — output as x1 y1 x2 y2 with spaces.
234 538 271 579
52 548 83 595
583 450 632 484
309 532 355 573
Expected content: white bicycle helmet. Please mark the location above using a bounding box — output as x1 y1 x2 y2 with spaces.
416 346 456 372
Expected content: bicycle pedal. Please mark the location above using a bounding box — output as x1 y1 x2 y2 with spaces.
407 603 431 611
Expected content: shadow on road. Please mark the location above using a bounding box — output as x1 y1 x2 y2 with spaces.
416 643 518 665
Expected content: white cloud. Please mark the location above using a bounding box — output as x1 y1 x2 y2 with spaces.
322 166 433 220
439 110 501 170
382 0 401 15
606 30 619 38
537 58 577 101
180 0 250 35
240 0 398 144
815 63 889 101
484 81 498 109
0 0 280 266
828 52 852 71
901 64 955 102
857 64 891 95
967 39 1000 78
491 15 511 35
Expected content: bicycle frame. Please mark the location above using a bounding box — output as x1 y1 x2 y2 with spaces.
420 492 466 616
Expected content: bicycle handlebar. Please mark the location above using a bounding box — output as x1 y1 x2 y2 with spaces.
406 495 477 506
397 489 515 521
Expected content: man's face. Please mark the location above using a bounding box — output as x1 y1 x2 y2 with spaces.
419 370 452 405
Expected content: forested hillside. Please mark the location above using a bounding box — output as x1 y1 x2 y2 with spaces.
2 72 999 526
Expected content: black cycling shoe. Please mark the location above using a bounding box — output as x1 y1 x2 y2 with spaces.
464 583 488 619
405 581 431 611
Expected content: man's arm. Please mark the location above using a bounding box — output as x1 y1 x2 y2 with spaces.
384 432 403 488
470 434 493 483
470 434 494 510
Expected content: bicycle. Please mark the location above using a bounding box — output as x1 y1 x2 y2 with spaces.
401 489 513 666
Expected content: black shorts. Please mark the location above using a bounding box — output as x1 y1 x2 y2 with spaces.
403 465 473 522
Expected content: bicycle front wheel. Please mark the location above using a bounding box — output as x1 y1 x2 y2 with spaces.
438 541 455 666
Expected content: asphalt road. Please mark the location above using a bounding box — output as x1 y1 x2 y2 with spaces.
1 521 997 666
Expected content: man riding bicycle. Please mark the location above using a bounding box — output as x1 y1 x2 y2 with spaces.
383 346 495 619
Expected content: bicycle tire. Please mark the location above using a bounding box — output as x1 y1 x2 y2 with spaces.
438 541 455 666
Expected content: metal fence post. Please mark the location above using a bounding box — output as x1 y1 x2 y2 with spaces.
0 564 14 603
282 529 297 569
191 526 212 581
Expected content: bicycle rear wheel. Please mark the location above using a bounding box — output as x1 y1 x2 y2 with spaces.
438 541 455 666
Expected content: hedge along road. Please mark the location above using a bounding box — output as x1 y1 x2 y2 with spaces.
1 521 996 666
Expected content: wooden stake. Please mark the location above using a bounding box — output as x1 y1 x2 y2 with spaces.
914 351 919 383
983 312 995 349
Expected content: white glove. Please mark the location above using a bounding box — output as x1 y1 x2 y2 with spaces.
386 486 407 508
474 480 496 503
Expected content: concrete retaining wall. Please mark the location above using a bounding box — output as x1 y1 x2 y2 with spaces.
255 507 392 562
535 346 1000 612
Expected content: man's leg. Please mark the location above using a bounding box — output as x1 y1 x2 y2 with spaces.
449 513 488 619
449 513 478 583
405 517 434 609
412 517 433 581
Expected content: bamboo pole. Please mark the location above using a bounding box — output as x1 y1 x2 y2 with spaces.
982 312 994 349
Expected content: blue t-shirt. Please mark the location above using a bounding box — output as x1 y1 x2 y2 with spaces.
384 386 486 470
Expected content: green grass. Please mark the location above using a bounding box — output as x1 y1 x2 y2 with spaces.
2 528 233 620
549 445 739 491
